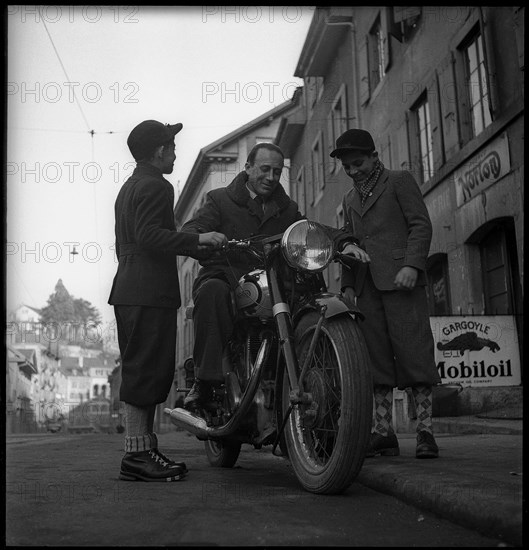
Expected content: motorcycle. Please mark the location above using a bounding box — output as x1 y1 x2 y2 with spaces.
164 219 372 495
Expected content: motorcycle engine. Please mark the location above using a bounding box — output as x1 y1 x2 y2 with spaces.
234 270 273 320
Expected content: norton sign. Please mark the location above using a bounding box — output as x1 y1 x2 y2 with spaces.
454 133 510 206
430 315 521 387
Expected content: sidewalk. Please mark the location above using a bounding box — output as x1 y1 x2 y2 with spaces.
357 414 523 547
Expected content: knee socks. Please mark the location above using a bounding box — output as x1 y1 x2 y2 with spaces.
412 385 433 434
373 385 394 436
124 403 158 453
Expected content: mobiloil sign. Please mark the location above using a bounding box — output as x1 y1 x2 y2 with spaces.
430 316 521 387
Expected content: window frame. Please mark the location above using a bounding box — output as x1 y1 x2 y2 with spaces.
310 131 325 205
426 253 452 315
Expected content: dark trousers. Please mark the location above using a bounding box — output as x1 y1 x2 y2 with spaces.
114 305 178 407
357 270 441 389
192 278 234 381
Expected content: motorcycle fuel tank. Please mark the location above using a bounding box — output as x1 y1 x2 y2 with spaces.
234 270 273 320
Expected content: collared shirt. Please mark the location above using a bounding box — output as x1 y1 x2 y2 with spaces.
246 183 266 213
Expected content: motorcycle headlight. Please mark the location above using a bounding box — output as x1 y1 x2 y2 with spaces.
281 220 334 272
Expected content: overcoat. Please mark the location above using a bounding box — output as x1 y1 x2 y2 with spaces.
340 168 440 388
181 171 303 290
341 168 432 294
108 162 199 308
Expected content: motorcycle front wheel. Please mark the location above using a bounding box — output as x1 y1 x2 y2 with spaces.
204 439 242 468
282 312 372 494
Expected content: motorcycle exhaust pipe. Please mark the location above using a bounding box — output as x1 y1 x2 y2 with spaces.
164 335 272 439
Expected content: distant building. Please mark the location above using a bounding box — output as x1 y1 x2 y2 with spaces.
6 346 38 433
84 357 113 399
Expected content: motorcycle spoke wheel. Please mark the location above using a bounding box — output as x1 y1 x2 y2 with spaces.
283 313 372 494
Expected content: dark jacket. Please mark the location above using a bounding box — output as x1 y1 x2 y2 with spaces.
108 162 199 308
181 171 303 289
341 168 432 294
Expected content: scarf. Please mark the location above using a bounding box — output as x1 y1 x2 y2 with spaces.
354 159 384 207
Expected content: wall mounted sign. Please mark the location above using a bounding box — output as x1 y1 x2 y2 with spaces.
430 315 521 386
454 133 511 206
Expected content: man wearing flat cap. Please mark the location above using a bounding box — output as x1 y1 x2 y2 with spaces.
109 119 227 482
332 128 441 460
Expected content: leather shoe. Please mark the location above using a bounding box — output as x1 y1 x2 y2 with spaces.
119 449 186 482
184 378 222 411
416 430 439 459
153 449 188 473
365 432 400 457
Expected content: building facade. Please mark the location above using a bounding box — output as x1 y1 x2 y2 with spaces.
276 6 524 415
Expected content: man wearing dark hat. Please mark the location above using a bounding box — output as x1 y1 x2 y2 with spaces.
331 129 441 459
109 120 227 481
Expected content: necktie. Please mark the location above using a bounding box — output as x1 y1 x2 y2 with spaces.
253 195 264 212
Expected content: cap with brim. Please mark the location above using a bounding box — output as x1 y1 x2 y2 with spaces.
330 128 375 158
127 120 183 161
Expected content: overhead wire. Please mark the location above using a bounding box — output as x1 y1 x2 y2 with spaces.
38 9 104 316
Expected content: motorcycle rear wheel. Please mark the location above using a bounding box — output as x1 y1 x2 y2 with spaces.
282 312 372 494
204 439 242 468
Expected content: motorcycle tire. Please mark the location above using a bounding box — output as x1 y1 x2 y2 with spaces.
282 312 372 495
204 439 242 468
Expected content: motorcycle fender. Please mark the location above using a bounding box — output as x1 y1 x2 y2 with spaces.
294 293 364 324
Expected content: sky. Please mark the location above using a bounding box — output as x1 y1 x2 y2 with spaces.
5 5 315 331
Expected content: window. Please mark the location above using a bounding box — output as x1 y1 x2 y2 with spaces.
393 6 421 42
306 76 324 112
296 166 306 215
414 95 434 183
311 132 325 203
328 85 348 174
479 223 520 315
426 254 451 315
463 30 492 137
370 16 386 89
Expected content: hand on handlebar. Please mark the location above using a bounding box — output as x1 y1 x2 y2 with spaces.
341 243 371 263
197 231 228 250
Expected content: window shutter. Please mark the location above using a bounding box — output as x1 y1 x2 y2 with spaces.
395 121 410 171
358 35 370 105
437 52 460 160
429 74 444 171
394 6 421 23
407 110 422 183
327 114 335 174
478 7 498 118
513 7 525 71
381 8 392 71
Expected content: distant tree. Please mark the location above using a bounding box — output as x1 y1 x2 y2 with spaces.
73 298 102 325
40 279 75 325
40 279 102 348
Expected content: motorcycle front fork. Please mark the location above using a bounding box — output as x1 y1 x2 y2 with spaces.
267 264 326 406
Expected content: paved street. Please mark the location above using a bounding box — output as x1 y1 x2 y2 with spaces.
6 430 512 546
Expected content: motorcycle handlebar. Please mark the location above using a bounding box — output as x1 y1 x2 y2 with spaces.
334 251 364 270
223 239 252 250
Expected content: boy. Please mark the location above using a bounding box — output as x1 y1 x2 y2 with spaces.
331 129 441 459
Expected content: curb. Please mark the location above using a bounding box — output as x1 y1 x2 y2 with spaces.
432 416 523 435
356 466 522 547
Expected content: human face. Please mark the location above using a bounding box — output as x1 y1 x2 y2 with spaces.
161 141 176 174
339 150 377 183
245 148 284 198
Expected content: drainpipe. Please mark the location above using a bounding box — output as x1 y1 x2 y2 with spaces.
324 16 360 129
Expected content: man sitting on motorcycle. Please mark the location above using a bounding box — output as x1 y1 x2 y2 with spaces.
181 142 304 410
